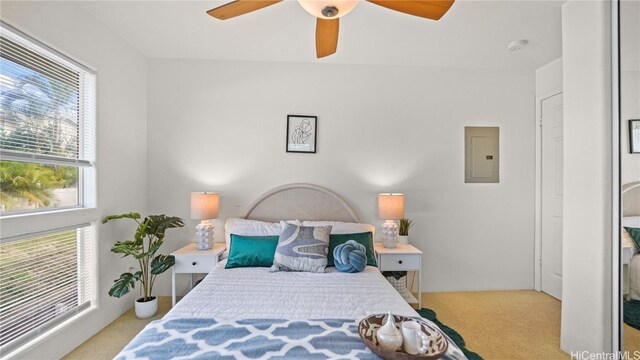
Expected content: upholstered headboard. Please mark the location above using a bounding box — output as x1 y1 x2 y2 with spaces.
241 183 361 223
623 181 640 217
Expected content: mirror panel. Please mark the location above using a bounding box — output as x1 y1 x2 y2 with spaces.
621 0 640 352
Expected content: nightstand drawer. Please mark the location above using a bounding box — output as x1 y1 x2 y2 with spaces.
174 254 217 273
379 254 420 271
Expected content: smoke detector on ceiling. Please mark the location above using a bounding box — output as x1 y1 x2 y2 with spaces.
507 39 529 52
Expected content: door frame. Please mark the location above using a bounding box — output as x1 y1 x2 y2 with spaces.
534 88 563 292
611 0 621 352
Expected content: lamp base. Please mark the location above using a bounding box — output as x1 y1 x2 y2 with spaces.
381 220 399 249
195 220 214 250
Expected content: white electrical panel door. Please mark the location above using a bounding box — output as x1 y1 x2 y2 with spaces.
471 136 495 178
465 127 499 183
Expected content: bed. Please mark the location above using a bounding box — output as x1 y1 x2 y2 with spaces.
115 184 466 359
623 182 640 300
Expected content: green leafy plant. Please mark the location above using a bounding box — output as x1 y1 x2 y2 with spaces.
103 213 184 302
398 218 414 236
0 161 77 211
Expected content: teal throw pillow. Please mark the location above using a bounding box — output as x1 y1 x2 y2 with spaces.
225 234 279 269
625 227 640 250
328 232 377 267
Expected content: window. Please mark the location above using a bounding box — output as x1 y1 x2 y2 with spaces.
0 23 96 214
0 22 96 355
0 226 95 351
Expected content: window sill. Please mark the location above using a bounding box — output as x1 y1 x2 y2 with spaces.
2 305 97 360
0 206 96 220
0 207 98 239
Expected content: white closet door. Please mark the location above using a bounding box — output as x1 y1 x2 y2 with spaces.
541 92 564 300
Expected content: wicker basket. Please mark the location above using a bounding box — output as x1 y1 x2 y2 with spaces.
386 275 408 293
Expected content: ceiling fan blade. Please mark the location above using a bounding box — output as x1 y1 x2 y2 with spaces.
367 0 455 20
207 0 282 20
316 18 339 58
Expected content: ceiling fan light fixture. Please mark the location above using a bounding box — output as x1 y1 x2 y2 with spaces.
298 0 358 19
322 6 339 18
208 0 456 59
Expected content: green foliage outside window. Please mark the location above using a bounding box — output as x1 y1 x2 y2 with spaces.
0 61 80 212
0 161 77 211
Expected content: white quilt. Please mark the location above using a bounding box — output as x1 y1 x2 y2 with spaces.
120 262 468 359
167 261 418 320
624 217 640 299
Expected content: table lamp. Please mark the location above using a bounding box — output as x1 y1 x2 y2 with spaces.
191 192 219 250
378 193 404 248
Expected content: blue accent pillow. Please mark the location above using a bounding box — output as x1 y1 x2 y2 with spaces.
225 234 280 269
333 240 367 273
328 232 377 267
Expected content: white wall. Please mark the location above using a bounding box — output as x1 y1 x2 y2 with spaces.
147 59 536 295
0 1 149 359
620 0 640 198
561 0 612 353
536 58 563 97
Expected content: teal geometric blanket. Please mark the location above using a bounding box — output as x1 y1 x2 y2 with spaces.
115 317 468 359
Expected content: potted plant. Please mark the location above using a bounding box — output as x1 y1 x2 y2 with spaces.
103 212 184 319
398 218 414 245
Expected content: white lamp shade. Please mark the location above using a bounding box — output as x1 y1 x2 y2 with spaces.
297 0 358 19
190 192 219 220
378 193 404 220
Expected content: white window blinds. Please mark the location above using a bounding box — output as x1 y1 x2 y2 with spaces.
0 22 97 356
0 24 96 167
0 22 96 214
0 225 95 354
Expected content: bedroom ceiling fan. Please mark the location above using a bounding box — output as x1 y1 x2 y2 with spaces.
206 0 455 58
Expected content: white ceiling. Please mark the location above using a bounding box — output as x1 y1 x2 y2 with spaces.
77 0 564 69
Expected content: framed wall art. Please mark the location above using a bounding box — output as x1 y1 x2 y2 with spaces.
630 119 640 154
286 115 317 153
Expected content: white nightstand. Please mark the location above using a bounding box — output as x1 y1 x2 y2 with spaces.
374 242 423 308
171 243 226 307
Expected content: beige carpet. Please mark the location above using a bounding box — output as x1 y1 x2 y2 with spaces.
63 297 172 360
423 290 569 360
625 324 640 351
64 291 572 359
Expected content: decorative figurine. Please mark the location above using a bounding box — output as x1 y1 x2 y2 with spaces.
376 311 403 351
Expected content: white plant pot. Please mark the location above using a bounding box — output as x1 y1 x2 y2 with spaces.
398 235 409 245
135 296 157 319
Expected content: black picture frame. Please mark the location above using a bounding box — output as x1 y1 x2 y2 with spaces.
630 119 640 154
286 115 317 153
